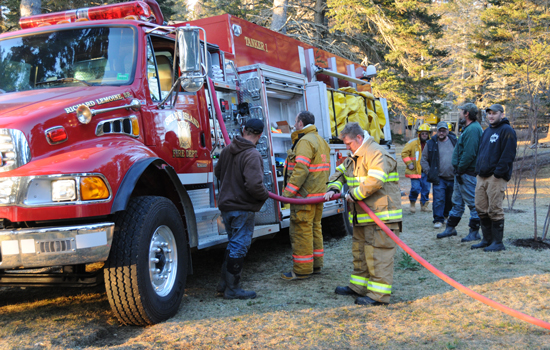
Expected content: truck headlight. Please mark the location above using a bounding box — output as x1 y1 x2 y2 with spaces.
0 177 19 204
51 179 76 202
0 174 111 207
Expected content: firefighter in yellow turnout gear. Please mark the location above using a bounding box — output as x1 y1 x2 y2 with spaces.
282 111 331 280
401 123 432 213
325 122 402 305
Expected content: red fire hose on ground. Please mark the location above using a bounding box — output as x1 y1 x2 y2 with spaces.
269 192 550 331
208 77 550 331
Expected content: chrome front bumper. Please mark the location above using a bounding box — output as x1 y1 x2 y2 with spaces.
0 222 114 269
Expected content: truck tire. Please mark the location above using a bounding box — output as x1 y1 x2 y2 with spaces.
104 196 188 326
322 200 352 240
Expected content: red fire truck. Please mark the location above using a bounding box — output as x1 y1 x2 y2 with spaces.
0 1 391 325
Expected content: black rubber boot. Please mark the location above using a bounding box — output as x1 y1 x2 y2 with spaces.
335 286 361 296
461 219 481 242
437 216 460 239
216 250 229 296
484 219 506 252
224 257 256 300
471 218 492 249
355 296 388 306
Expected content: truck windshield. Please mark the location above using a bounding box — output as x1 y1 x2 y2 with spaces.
0 26 136 94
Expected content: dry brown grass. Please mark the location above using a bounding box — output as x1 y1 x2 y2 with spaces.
1 145 550 349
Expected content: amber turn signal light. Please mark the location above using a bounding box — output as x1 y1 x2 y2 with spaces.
80 176 109 200
131 116 140 136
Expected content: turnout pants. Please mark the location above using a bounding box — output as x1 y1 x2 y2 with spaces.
348 222 400 304
289 202 324 275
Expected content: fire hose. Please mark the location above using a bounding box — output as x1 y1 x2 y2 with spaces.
208 77 550 331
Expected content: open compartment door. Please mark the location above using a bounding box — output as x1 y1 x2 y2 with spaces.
305 82 331 140
379 98 392 142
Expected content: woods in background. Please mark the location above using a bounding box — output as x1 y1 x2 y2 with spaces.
1 0 549 138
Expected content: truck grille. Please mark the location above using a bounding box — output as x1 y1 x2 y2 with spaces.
0 129 31 173
39 239 72 254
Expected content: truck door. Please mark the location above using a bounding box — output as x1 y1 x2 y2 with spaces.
142 35 213 183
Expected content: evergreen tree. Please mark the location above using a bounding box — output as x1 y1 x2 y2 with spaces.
430 0 489 105
193 0 446 119
473 0 550 128
326 0 446 118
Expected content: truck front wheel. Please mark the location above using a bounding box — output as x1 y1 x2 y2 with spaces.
104 196 188 326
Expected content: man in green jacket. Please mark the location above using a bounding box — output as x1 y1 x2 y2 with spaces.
437 103 483 242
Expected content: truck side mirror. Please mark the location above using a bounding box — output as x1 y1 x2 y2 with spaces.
177 25 208 92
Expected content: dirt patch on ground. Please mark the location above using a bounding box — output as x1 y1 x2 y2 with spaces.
1 145 550 349
511 238 550 250
504 208 527 213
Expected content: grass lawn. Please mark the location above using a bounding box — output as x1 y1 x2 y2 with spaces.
1 144 549 349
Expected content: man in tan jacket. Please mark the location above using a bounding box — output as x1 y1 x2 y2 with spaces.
282 111 330 280
325 122 402 305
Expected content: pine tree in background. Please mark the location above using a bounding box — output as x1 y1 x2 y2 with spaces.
193 0 447 119
197 0 270 21
473 0 550 133
154 0 177 20
1 0 23 33
326 0 447 118
430 0 489 105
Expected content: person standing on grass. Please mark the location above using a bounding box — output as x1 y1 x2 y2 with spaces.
437 103 483 242
324 123 402 306
472 104 517 252
421 121 457 229
281 111 331 281
402 123 432 214
214 118 269 299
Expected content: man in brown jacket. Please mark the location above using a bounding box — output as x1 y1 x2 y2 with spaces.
214 118 269 299
324 122 402 306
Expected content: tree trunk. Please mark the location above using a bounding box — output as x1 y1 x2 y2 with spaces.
20 0 42 18
271 0 288 33
314 0 326 39
542 203 550 241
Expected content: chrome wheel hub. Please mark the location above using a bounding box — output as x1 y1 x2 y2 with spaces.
148 225 178 297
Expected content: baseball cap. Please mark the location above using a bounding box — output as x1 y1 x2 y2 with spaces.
244 118 264 134
458 102 478 116
436 121 448 130
486 104 504 113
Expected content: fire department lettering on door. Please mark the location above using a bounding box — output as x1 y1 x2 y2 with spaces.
173 149 198 158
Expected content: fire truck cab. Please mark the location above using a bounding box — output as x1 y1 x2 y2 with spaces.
0 1 390 325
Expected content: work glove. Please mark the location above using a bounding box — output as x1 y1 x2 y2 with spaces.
345 192 356 203
407 163 414 170
456 174 464 185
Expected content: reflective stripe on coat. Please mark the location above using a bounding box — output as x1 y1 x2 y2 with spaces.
327 137 402 226
283 125 331 198
401 138 423 179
